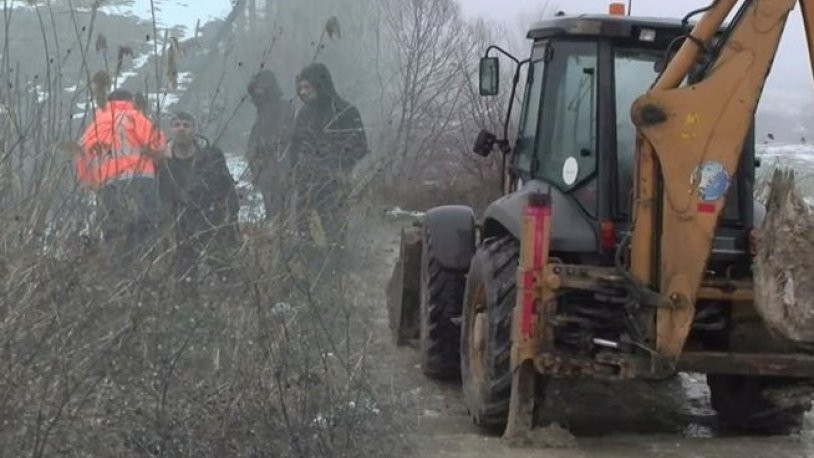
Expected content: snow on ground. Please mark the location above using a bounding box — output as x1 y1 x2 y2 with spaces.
757 143 814 199
132 53 151 70
383 207 425 223
758 143 814 165
225 153 264 223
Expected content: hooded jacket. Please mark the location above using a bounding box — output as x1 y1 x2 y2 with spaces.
158 136 239 232
292 63 368 175
246 70 294 176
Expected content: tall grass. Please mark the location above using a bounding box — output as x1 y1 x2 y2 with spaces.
0 2 403 457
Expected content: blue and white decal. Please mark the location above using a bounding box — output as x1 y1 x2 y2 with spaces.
696 161 730 202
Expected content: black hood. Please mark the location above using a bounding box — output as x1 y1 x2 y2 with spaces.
296 63 340 102
248 69 283 106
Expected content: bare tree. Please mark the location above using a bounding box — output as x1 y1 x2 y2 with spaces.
367 0 532 211
380 0 467 177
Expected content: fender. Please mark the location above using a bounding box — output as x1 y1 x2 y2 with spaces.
424 206 476 271
482 180 597 253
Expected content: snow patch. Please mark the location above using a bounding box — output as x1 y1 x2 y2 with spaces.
132 53 151 70
177 72 193 87
384 207 425 222
758 143 814 162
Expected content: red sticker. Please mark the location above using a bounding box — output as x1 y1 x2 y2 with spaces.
522 271 534 289
521 291 534 337
697 202 716 213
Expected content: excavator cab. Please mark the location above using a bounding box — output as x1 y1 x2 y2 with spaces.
479 15 756 265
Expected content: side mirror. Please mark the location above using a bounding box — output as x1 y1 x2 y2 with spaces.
479 57 499 96
473 129 497 157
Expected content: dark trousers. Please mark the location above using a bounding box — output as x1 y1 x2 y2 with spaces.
287 176 351 284
173 210 240 283
296 176 349 240
96 177 161 266
251 158 289 223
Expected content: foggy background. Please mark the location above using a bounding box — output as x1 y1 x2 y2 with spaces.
1 0 805 221
93 0 814 144
1 2 813 455
464 0 814 143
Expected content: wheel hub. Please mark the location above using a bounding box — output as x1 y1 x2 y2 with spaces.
468 285 488 379
474 312 486 354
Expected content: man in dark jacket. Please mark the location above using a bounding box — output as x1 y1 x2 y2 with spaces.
159 112 240 284
291 63 369 248
246 69 294 224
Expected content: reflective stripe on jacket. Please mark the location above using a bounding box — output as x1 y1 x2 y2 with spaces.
76 100 166 189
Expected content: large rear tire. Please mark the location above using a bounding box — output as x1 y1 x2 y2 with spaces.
460 237 518 431
419 225 467 379
707 374 810 435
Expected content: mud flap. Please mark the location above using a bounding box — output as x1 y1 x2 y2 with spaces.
504 360 537 443
387 227 422 345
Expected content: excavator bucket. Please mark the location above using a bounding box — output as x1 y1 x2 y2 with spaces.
754 168 814 345
387 227 422 345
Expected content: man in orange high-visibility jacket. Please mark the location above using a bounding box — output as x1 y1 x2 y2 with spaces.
76 89 168 262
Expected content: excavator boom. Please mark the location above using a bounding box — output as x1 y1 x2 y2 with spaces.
629 0 811 357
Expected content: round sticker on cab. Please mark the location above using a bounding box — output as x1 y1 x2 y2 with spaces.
696 161 730 202
562 157 579 185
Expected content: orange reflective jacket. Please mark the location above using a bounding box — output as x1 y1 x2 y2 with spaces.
75 100 167 189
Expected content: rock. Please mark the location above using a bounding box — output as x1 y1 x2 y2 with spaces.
754 169 814 345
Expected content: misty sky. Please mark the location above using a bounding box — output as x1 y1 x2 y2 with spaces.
462 0 813 115
117 0 813 116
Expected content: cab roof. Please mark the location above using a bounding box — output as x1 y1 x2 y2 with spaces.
527 14 690 41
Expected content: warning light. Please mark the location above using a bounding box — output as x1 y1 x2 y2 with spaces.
639 28 657 42
600 220 616 252
609 2 626 16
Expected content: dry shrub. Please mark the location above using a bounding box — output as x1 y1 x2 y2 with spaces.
0 117 401 456
0 2 408 455
0 198 402 457
371 148 502 214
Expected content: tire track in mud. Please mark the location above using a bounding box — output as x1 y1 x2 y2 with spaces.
351 208 814 457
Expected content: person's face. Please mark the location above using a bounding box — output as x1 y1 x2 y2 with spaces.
249 83 267 105
171 117 196 146
298 79 317 104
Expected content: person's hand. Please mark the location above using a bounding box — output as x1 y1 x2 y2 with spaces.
148 144 171 159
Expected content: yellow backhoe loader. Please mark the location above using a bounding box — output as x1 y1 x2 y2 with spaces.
387 0 814 436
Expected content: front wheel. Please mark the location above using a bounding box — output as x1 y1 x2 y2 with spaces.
707 374 811 435
460 237 518 431
419 225 467 379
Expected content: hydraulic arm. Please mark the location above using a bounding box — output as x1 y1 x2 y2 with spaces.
629 0 814 358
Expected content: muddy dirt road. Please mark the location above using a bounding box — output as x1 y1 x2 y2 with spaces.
352 210 814 458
